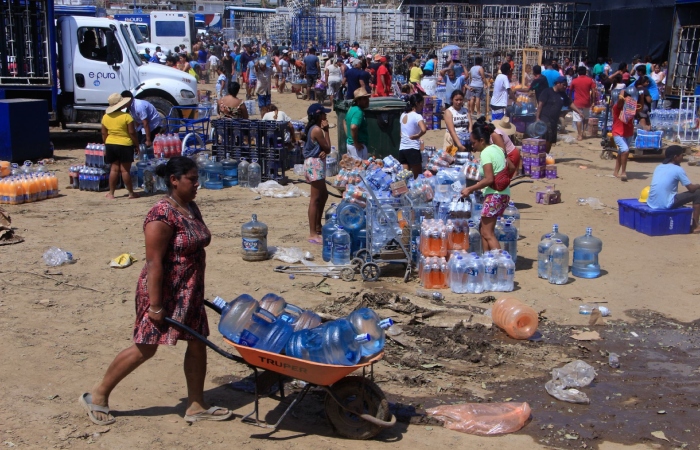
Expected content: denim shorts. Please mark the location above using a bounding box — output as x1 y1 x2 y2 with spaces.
257 94 271 108
613 135 633 153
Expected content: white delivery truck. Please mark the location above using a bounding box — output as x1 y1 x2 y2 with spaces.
150 11 196 52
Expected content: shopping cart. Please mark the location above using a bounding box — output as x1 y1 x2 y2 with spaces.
165 106 213 156
352 174 413 283
165 301 395 439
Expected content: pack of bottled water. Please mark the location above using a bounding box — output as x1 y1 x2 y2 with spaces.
445 250 515 293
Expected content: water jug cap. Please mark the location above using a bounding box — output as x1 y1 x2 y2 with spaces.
337 225 344 230
544 233 552 238
555 239 562 243
457 255 463 260
586 227 593 234
252 214 257 222
379 318 394 328
355 333 371 342
505 255 511 259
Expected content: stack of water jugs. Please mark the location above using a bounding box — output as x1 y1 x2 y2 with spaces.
537 225 603 284
198 154 260 190
321 202 368 264
213 293 392 366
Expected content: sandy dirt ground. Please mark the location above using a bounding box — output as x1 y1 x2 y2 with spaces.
1 78 699 449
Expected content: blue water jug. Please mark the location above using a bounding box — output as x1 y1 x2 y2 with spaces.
572 227 603 278
285 319 370 365
468 222 482 255
213 295 293 353
350 227 367 255
346 308 393 357
331 226 351 265
336 201 366 231
322 214 339 262
222 153 238 186
498 221 518 262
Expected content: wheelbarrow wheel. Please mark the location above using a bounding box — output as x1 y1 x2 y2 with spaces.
350 258 364 273
361 263 380 282
325 376 392 440
340 267 356 282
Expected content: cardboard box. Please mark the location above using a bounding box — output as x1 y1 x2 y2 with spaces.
536 186 561 204
390 180 409 197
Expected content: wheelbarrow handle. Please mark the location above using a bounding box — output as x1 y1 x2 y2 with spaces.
164 316 246 365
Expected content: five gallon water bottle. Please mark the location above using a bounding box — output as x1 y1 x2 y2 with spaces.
259 293 322 332
285 319 371 365
498 221 518 262
213 294 293 353
542 224 569 248
324 203 338 222
572 227 603 278
547 239 569 285
537 234 555 279
248 159 261 188
331 226 351 265
491 297 539 339
502 202 520 237
238 158 250 188
496 255 515 291
468 222 482 255
346 308 393 357
322 214 339 262
336 201 366 231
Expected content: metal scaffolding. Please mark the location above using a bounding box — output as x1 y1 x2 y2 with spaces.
668 25 700 97
0 0 51 84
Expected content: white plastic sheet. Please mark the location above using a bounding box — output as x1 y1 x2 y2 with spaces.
250 180 309 198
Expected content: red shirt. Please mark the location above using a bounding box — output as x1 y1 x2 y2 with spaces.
376 65 391 97
612 102 634 137
570 75 597 108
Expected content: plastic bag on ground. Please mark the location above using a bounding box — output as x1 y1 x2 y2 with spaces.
545 360 597 404
250 180 309 198
426 402 531 435
109 253 137 268
43 247 76 266
272 247 305 263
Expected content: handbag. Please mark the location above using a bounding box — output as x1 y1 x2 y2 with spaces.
490 148 514 191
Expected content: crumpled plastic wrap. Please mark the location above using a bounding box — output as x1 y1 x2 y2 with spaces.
545 360 597 404
426 402 531 435
250 180 309 198
110 253 136 268
272 247 305 263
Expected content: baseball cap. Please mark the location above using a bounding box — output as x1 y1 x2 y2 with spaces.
380 57 387 63
663 145 685 164
353 42 359 46
554 76 567 85
307 103 331 116
374 54 382 61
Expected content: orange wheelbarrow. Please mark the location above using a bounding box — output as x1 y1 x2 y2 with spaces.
165 301 395 440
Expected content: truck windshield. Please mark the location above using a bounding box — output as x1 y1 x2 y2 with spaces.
120 24 142 67
129 23 146 44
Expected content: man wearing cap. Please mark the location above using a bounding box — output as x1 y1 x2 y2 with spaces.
120 91 162 148
303 47 321 101
346 88 371 160
536 76 584 153
375 56 392 97
648 146 700 232
343 59 370 100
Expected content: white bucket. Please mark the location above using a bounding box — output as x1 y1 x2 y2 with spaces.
421 76 438 96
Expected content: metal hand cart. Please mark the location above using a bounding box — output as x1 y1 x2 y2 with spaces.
352 174 413 283
274 263 358 281
165 301 395 440
165 106 213 156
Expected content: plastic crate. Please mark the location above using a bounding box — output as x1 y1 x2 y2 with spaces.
617 198 692 236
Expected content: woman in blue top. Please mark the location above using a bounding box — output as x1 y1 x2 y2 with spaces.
303 103 331 244
460 120 514 251
423 53 437 76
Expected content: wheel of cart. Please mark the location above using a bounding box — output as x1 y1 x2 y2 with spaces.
165 106 213 156
164 300 395 439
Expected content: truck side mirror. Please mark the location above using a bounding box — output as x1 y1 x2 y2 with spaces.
105 30 119 67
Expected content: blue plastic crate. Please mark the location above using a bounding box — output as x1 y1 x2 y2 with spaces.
617 198 692 236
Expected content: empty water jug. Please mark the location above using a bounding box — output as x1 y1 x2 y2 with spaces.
238 158 250 188
285 319 371 365
542 224 569 248
547 239 569 285
537 234 555 279
213 295 293 353
336 201 366 231
248 159 261 188
572 227 603 278
346 308 393 357
259 293 322 332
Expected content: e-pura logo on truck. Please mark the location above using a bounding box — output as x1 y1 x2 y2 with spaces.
89 71 116 87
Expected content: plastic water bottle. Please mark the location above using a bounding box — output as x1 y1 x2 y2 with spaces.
322 214 339 262
542 224 569 248
42 247 75 266
491 297 538 339
331 226 351 265
449 255 469 293
579 304 610 316
466 255 484 294
213 295 293 353
572 227 603 278
537 234 555 279
470 193 482 224
468 222 482 255
248 159 261 188
547 239 569 285
502 201 520 237
482 252 498 292
346 308 394 357
238 158 249 188
497 255 515 292
285 319 371 365
498 221 518 262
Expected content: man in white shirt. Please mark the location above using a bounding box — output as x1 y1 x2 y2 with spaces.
120 91 162 148
491 62 514 120
353 42 364 58
255 59 274 117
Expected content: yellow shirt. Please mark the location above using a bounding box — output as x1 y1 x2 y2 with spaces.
409 66 423 83
101 111 134 146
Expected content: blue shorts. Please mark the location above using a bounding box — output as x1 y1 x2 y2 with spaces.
613 135 633 153
258 94 271 108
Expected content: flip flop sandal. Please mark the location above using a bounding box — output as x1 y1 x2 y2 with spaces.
308 238 322 244
184 406 233 423
79 393 116 426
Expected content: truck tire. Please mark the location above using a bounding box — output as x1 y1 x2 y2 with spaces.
143 96 177 120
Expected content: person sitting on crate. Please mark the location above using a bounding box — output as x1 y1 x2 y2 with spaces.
647 146 700 233
262 105 296 147
218 81 249 120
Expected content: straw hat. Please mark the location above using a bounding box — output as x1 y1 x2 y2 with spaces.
353 88 371 100
105 93 131 114
492 116 515 135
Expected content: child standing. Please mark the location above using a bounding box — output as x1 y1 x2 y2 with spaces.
612 89 634 181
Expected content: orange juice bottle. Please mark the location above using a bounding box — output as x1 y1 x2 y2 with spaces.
14 178 25 204
50 173 59 198
28 176 38 202
37 175 47 201
0 179 6 204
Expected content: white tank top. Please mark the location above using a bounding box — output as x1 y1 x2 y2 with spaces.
448 106 470 134
327 64 342 82
469 65 483 88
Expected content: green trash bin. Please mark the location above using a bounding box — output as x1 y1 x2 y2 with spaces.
333 97 407 159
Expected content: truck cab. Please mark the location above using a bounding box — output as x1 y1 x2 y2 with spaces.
150 11 196 52
57 16 196 128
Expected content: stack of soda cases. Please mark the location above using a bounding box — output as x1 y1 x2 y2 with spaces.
77 143 109 191
422 97 435 129
521 139 547 178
